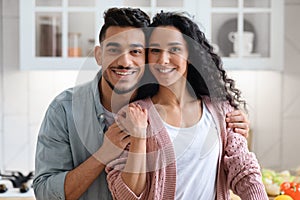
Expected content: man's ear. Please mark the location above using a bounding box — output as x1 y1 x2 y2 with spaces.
94 46 102 65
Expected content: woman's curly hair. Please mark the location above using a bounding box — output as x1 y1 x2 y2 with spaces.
138 11 246 111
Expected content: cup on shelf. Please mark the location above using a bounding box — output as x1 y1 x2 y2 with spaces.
228 31 254 56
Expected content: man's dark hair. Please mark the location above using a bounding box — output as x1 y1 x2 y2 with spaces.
99 7 150 43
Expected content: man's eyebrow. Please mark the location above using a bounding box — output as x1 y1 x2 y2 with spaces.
106 42 121 47
130 43 144 48
105 42 144 48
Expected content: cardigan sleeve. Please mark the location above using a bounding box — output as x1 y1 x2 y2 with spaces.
222 103 268 200
105 150 148 200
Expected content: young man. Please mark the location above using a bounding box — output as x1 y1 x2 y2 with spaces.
33 7 250 200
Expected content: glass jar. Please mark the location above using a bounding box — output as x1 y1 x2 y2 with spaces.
38 16 61 57
68 32 82 57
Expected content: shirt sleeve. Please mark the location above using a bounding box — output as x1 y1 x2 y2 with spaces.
222 104 268 200
33 103 73 200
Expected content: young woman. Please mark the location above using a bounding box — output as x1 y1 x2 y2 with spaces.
106 11 267 200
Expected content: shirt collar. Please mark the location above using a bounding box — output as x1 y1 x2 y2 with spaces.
92 70 105 120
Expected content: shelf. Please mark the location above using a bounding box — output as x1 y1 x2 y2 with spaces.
20 0 283 70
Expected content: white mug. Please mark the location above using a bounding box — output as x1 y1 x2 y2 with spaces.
228 31 254 55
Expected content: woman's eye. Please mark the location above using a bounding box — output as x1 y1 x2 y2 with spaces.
150 48 161 54
169 47 181 53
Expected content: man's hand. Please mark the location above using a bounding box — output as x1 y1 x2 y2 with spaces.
226 110 250 138
94 123 130 165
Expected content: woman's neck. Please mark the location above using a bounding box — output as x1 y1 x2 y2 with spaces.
151 79 202 128
152 79 197 108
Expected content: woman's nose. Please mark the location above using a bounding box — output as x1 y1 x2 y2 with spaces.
157 51 170 65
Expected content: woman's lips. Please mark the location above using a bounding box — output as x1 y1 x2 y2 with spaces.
156 68 175 73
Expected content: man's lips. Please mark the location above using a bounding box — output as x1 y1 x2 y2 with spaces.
110 67 138 77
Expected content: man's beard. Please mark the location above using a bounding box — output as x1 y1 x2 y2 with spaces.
103 72 139 95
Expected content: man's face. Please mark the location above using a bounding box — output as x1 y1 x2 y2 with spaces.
98 26 146 94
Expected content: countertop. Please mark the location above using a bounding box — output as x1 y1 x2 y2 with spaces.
0 180 35 200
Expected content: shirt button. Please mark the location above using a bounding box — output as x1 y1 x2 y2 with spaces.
99 114 105 120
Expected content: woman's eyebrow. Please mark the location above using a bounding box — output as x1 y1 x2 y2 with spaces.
149 43 160 47
168 42 183 46
149 42 183 47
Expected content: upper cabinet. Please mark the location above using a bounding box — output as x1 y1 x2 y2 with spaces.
208 0 284 70
20 0 283 70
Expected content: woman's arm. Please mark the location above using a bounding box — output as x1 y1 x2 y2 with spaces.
106 103 148 199
223 105 268 200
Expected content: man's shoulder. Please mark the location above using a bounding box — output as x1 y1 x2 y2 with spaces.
49 88 74 109
49 80 94 110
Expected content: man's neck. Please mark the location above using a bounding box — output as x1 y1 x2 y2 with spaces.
99 78 137 113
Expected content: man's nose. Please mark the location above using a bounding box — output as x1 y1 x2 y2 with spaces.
117 52 132 67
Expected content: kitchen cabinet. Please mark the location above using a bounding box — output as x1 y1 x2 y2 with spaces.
20 0 106 70
207 0 284 70
20 0 283 70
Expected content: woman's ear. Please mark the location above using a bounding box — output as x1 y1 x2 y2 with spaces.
94 46 102 65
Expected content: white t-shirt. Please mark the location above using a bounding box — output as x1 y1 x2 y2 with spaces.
163 103 220 200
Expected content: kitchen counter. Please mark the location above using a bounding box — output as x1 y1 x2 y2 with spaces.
0 180 35 200
0 198 34 200
0 188 35 200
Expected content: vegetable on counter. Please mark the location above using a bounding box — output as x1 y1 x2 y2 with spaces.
262 169 296 196
274 194 294 200
280 181 300 200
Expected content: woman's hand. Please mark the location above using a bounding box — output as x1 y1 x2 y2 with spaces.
95 123 130 165
116 103 148 139
226 110 250 138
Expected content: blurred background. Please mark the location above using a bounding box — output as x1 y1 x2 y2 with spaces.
0 0 299 180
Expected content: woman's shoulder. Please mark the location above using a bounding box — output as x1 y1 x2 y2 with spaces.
131 98 153 109
202 96 234 114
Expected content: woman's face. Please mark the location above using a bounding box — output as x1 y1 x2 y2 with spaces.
148 26 189 87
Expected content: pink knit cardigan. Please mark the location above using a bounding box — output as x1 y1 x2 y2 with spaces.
105 97 268 200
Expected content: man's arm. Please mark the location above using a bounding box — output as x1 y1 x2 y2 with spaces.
33 104 130 200
64 155 105 200
64 124 131 200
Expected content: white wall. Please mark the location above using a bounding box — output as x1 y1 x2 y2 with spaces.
0 0 299 172
0 0 4 171
281 0 300 170
0 0 79 171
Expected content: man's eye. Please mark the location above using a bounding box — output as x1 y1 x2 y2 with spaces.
169 47 181 53
130 49 143 55
150 48 161 54
107 48 121 54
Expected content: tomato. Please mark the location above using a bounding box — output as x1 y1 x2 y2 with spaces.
280 182 300 200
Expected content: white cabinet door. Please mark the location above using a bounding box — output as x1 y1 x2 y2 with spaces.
20 0 283 70
210 0 284 70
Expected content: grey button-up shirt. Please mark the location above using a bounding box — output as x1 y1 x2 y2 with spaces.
33 71 113 200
